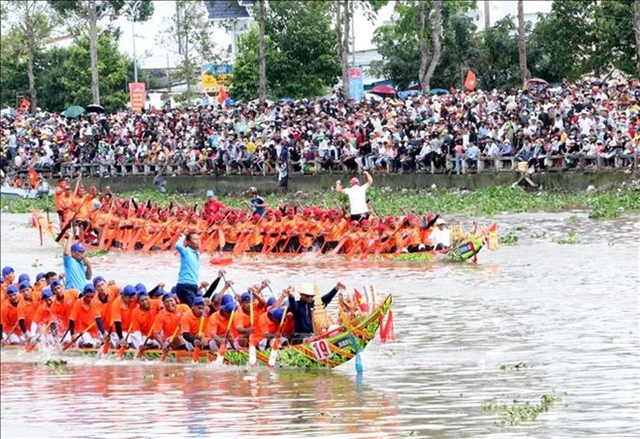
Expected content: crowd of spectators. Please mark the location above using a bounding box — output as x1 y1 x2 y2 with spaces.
1 79 639 184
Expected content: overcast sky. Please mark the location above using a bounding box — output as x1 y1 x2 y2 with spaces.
112 0 553 70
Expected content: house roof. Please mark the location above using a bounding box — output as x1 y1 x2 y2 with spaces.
204 0 254 20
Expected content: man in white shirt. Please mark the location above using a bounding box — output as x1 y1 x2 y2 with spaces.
430 218 451 250
335 170 373 221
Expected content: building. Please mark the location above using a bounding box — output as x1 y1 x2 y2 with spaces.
203 0 254 56
466 1 547 33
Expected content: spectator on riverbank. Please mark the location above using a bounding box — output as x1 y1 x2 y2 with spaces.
1 80 638 183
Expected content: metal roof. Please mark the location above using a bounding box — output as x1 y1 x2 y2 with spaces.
203 0 254 20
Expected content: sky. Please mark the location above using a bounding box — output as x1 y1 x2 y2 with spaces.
112 0 553 70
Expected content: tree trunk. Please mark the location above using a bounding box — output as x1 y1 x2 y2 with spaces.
340 0 353 100
257 0 267 105
419 0 442 93
635 0 640 78
517 0 528 89
88 0 100 105
25 2 37 111
335 1 349 100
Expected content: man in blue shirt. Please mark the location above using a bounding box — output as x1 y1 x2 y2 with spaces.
175 232 201 307
288 281 345 344
63 230 92 291
248 187 267 217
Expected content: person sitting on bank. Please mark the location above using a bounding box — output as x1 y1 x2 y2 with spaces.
288 282 345 344
430 218 451 250
335 170 374 221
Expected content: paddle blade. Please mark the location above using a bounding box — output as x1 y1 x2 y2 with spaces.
267 348 278 368
249 345 257 366
216 344 227 365
25 343 36 353
136 348 145 359
102 340 110 355
160 351 168 362
117 345 126 359
355 352 363 374
192 346 201 363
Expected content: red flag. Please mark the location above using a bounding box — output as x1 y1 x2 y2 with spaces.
218 87 228 104
353 289 369 313
28 167 39 188
380 310 395 343
464 70 477 91
19 98 30 113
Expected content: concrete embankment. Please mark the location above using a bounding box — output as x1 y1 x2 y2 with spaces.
81 171 635 195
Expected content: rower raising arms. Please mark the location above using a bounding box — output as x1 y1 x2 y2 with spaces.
288 282 346 344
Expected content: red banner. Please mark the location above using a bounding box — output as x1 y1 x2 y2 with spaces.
129 82 146 112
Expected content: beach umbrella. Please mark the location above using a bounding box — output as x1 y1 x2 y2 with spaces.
429 88 450 95
370 85 396 96
279 98 295 104
364 92 383 102
63 105 85 118
86 104 105 114
224 97 236 107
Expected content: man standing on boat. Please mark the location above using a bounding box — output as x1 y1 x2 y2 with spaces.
63 229 92 292
335 171 374 221
288 282 345 344
174 232 201 307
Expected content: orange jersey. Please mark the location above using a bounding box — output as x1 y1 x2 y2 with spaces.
21 299 39 330
1 298 26 335
249 312 278 347
109 296 137 329
50 292 77 331
130 306 158 337
180 309 206 337
153 308 184 338
92 286 119 327
206 311 232 337
230 306 255 339
32 301 53 327
69 299 102 337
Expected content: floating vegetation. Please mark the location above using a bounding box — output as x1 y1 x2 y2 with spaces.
555 230 578 245
142 374 155 380
31 259 43 268
43 358 69 375
530 231 548 239
483 392 565 427
500 231 519 245
499 361 529 371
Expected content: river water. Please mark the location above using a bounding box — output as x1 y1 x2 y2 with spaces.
0 212 638 439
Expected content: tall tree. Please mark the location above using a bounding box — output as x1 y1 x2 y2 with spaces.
3 1 57 111
257 0 267 105
49 0 154 105
636 0 640 77
517 0 527 87
158 1 222 105
418 0 442 92
334 0 351 99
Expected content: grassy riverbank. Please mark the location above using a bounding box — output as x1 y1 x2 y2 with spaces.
2 185 640 219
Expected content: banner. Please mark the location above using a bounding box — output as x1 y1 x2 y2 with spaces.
202 64 232 92
348 68 364 101
464 70 477 91
129 82 146 112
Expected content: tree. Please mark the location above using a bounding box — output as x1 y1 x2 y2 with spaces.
517 0 527 87
3 1 57 111
257 0 267 104
158 1 222 105
636 0 640 77
370 0 474 89
61 30 132 112
230 1 340 100
418 0 442 92
49 0 153 105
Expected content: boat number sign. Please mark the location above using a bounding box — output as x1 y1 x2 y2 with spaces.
310 340 332 360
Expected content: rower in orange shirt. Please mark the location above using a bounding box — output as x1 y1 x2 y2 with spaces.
108 285 137 348
130 289 160 350
231 290 257 347
249 306 288 350
33 273 47 295
68 283 107 348
206 294 237 351
18 281 39 332
153 293 187 351
1 266 16 299
178 295 208 351
0 286 29 345
49 279 77 335
91 276 118 327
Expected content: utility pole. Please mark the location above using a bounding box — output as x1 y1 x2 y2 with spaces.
351 5 355 68
484 0 490 31
129 0 141 83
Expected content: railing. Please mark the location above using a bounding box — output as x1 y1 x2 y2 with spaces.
23 153 640 179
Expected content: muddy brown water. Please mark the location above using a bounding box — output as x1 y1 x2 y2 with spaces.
1 213 638 438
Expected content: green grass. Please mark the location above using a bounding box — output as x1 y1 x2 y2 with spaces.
2 185 639 219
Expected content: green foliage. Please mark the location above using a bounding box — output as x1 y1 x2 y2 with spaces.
230 0 340 100
483 392 564 427
61 30 131 112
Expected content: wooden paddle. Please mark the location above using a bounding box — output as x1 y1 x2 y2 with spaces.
136 314 161 359
2 321 20 347
267 306 289 369
117 322 134 359
160 325 181 362
25 322 52 352
215 309 236 365
248 293 257 366
62 321 96 351
101 329 112 355
192 314 206 362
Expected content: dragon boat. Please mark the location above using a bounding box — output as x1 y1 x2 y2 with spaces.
1 293 393 370
31 208 498 263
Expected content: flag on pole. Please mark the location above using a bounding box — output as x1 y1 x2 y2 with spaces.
353 289 369 313
464 70 477 91
18 98 30 113
28 167 39 188
218 87 228 104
